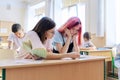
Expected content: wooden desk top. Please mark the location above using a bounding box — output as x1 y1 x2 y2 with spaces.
0 56 105 69
80 49 112 52
80 49 112 61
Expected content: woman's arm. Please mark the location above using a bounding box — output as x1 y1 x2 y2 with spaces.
8 41 12 49
72 35 79 52
7 34 14 49
80 46 96 50
24 51 80 60
88 42 96 50
88 46 96 50
56 37 71 53
46 52 80 59
55 29 72 53
80 41 96 50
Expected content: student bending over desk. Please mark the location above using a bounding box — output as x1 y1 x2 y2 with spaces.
16 17 80 60
8 23 25 51
80 32 96 50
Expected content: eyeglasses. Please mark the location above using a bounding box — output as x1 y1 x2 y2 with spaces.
47 31 55 34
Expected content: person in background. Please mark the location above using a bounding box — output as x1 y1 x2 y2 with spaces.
16 17 80 60
52 17 82 53
80 32 96 50
8 24 25 51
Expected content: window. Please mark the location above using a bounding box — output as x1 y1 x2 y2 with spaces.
27 1 45 31
61 3 86 34
115 0 120 43
78 3 86 34
61 5 77 25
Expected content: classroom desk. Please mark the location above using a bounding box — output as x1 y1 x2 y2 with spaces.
80 49 113 77
80 49 112 61
0 56 105 80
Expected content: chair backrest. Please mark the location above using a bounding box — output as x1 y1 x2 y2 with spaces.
0 49 16 60
112 47 117 57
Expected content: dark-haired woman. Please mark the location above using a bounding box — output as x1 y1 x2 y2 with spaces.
16 17 80 60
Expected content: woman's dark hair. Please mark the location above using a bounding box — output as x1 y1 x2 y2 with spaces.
12 24 21 33
32 17 56 43
83 32 91 40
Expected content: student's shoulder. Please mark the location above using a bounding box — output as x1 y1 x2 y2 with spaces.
55 30 60 34
54 31 62 37
8 33 16 37
27 31 37 36
88 40 92 43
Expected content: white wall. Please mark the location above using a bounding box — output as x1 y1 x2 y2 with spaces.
27 1 46 31
84 0 117 46
54 0 62 29
105 0 116 46
115 0 120 44
86 0 98 33
0 0 27 31
85 0 105 36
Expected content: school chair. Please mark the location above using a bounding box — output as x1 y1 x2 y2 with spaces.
108 47 118 79
0 49 16 79
0 49 16 60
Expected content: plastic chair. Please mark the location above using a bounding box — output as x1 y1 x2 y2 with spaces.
109 47 118 79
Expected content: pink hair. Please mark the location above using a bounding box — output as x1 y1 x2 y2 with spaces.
58 17 82 45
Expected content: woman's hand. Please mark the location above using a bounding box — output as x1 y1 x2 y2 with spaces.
72 34 79 52
24 53 40 60
65 28 72 39
68 52 80 59
72 34 77 42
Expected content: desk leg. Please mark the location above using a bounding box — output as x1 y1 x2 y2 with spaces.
112 57 115 77
2 69 6 80
104 60 106 80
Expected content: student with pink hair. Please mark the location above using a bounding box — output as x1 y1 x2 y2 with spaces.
53 17 82 53
16 17 80 60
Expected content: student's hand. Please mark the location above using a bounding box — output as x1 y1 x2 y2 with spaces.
24 53 33 59
72 34 77 42
68 52 80 59
32 55 41 60
65 28 72 38
24 53 40 60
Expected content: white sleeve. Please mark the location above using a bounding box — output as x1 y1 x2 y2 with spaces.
89 41 95 47
27 31 45 50
7 33 14 42
80 42 86 48
44 39 53 51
